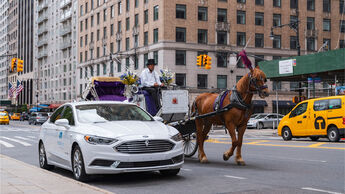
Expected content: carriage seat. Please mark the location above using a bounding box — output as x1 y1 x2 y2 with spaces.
138 89 158 116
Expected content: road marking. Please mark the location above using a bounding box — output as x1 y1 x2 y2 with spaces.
14 136 36 142
27 136 36 139
0 140 14 148
246 140 269 145
224 175 247 180
251 155 327 163
181 168 192 171
301 187 342 194
0 137 31 146
308 142 326 148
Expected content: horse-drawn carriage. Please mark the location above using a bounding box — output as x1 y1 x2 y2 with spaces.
82 77 199 157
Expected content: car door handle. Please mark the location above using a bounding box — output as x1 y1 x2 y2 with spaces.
297 121 302 124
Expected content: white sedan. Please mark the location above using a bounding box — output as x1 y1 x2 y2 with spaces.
38 101 184 181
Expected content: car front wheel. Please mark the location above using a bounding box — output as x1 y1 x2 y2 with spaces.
282 127 292 141
72 146 88 182
160 168 180 176
39 142 54 170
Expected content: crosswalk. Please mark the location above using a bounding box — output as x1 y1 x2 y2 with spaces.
0 127 39 132
0 135 37 148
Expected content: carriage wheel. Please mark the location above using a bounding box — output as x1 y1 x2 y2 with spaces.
183 133 198 157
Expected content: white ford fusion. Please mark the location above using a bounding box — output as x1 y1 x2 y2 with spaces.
38 101 184 181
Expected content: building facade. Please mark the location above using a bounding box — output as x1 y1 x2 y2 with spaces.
0 0 8 100
35 0 78 105
77 0 345 112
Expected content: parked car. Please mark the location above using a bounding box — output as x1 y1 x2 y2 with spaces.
20 112 29 121
0 111 9 125
247 113 285 129
10 113 21 120
38 101 184 181
28 112 49 125
278 96 345 142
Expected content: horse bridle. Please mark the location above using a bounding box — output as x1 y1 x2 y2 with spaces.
248 73 268 95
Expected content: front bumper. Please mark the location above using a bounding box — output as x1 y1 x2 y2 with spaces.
247 123 257 128
81 139 184 175
0 120 9 124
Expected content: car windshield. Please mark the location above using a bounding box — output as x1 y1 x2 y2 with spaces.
38 113 48 117
76 104 153 123
251 114 266 119
0 112 7 116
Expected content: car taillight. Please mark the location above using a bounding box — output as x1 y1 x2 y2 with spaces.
36 117 40 119
343 117 345 125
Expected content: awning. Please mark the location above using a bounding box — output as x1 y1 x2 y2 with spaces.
272 100 296 108
252 100 268 107
29 107 42 112
38 104 49 108
49 104 63 109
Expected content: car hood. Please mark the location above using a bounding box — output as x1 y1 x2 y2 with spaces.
78 121 178 139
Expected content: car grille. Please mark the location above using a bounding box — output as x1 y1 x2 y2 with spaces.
117 155 184 168
115 140 175 154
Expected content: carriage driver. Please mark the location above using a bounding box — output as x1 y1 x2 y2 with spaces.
140 59 164 110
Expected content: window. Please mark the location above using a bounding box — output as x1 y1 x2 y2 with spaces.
117 61 121 72
307 37 315 51
103 63 107 75
110 62 114 74
90 66 93 76
237 0 246 3
340 40 345 48
197 74 208 89
91 0 94 9
273 14 281 27
126 58 130 69
176 27 186 42
217 75 227 89
134 57 138 70
126 0 130 11
198 29 207 44
118 2 122 15
217 52 227 68
79 68 82 79
84 67 88 78
80 21 83 32
111 5 114 18
273 35 281 48
217 9 227 22
217 31 227 45
126 37 129 50
273 0 281 7
91 15 94 27
144 53 148 67
175 74 186 87
154 5 159 21
340 0 345 13
290 15 298 25
307 0 315 11
198 7 208 21
97 64 100 76
144 10 148 24
126 18 130 31
307 17 315 30
134 35 138 48
323 19 331 31
111 24 114 36
118 21 122 32
237 56 244 68
329 99 342 109
290 102 308 117
104 9 107 21
273 81 281 91
237 11 246 24
175 50 186 65
135 0 138 8
85 51 88 61
255 12 264 26
236 76 242 83
80 5 84 16
85 18 88 30
340 20 345 33
50 107 64 123
97 47 100 57
154 51 158 65
110 42 114 53
97 12 100 24
323 0 331 12
323 39 331 51
255 0 264 5
97 29 100 40
290 36 297 49
255 33 264 48
135 14 139 27
237 32 246 46
313 100 328 111
144 31 148 45
153 28 159 43
176 4 186 19
291 0 298 9
290 82 299 91
80 37 83 47
103 27 107 38
117 40 121 52
80 52 83 63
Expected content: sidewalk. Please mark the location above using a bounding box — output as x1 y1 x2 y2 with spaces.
0 154 113 194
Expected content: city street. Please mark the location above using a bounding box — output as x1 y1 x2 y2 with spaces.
1 121 344 194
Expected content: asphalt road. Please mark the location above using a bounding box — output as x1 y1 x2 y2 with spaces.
1 121 344 194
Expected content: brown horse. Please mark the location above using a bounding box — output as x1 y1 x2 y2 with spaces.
192 65 269 165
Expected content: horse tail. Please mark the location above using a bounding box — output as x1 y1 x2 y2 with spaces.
190 99 198 117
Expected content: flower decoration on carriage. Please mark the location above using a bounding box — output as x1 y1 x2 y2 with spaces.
160 69 175 86
120 71 140 86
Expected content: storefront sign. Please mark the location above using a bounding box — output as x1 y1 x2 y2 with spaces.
279 59 294 74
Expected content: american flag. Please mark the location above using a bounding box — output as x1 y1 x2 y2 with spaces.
16 80 24 97
8 82 15 98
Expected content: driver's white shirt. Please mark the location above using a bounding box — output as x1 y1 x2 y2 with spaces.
140 68 161 87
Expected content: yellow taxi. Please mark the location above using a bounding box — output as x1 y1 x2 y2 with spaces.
0 111 10 125
278 96 345 142
10 113 21 120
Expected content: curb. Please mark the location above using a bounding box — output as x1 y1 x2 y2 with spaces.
0 154 114 194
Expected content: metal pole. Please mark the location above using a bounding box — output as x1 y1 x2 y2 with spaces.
276 90 279 128
335 74 337 95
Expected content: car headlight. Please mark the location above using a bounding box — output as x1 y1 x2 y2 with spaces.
171 133 183 142
84 135 118 145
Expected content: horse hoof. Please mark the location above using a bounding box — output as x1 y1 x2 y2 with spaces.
236 161 246 166
200 157 208 164
223 154 229 161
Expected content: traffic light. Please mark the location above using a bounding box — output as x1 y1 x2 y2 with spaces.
17 59 24 72
10 58 17 72
204 55 212 69
196 55 203 67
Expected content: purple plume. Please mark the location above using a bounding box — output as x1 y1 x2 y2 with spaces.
238 50 253 70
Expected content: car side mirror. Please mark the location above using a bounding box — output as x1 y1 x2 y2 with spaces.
153 116 164 122
55 119 70 129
